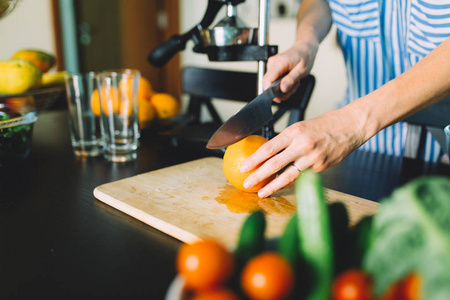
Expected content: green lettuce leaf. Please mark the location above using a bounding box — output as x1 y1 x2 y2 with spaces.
363 176 450 299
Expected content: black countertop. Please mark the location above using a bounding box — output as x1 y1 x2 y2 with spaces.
1 110 448 298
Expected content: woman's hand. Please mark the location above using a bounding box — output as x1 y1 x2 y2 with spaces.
240 107 367 198
263 40 319 103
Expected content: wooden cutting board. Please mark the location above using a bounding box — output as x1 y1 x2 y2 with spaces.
94 157 378 249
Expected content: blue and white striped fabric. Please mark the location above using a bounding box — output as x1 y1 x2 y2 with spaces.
328 0 450 161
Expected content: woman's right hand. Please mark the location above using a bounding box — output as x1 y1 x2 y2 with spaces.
263 40 319 103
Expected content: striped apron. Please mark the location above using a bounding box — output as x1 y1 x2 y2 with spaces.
328 0 450 161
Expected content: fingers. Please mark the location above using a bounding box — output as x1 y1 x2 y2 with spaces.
240 134 292 173
242 136 310 196
272 81 300 103
256 164 303 198
263 69 287 91
262 54 293 90
257 152 316 198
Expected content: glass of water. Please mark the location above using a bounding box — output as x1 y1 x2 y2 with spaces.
64 72 103 157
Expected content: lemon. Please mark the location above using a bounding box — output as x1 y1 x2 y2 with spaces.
41 71 68 87
0 59 42 94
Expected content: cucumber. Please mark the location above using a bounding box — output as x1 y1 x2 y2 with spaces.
349 215 373 268
235 210 266 265
277 214 300 267
327 202 351 275
295 169 333 300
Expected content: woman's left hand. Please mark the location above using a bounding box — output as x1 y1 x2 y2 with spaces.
240 107 367 198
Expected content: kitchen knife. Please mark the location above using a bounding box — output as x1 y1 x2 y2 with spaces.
206 78 283 149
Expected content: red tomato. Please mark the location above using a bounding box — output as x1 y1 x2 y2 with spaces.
379 273 422 300
241 252 294 300
401 273 422 300
177 240 234 291
332 269 374 300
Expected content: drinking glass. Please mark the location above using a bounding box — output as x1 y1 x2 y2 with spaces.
96 69 140 162
65 72 103 157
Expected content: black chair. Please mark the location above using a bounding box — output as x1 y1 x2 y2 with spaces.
402 96 450 159
161 66 315 154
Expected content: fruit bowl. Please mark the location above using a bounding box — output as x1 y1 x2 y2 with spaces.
0 85 65 112
0 102 38 165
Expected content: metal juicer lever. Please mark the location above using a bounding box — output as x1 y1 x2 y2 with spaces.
148 0 245 67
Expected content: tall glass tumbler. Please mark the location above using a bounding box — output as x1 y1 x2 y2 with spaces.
96 69 140 162
65 72 103 157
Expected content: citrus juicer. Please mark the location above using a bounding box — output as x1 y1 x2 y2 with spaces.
148 0 277 94
148 0 277 141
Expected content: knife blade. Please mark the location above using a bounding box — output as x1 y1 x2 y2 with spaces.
206 78 284 149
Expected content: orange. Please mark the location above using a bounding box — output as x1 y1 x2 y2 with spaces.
119 76 154 101
91 76 154 120
150 92 180 119
138 97 155 125
137 77 156 126
241 252 294 300
222 135 275 193
90 87 120 116
137 77 154 101
176 240 234 291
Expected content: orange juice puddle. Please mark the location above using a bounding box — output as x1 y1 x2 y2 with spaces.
213 184 296 216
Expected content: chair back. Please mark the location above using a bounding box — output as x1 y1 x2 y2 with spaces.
182 66 315 131
403 96 450 159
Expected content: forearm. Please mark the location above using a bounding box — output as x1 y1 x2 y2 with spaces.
349 37 450 142
295 0 333 47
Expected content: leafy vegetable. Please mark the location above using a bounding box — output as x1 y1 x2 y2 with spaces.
0 111 33 164
277 214 300 267
363 176 450 300
235 210 266 266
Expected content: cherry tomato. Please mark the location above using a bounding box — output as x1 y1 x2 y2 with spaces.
191 287 241 300
378 273 422 300
332 269 373 300
241 252 294 300
177 240 234 291
401 273 422 300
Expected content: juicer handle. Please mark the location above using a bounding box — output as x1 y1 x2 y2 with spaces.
147 32 191 67
148 0 226 67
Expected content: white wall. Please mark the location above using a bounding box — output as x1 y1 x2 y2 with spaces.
0 0 347 127
0 0 56 60
179 0 347 131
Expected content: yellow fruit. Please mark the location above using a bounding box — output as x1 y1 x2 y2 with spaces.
0 59 42 94
90 87 120 116
150 93 180 119
137 77 155 126
41 71 68 87
92 76 155 121
90 89 102 116
139 98 155 125
11 49 56 73
222 135 275 193
138 77 154 101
